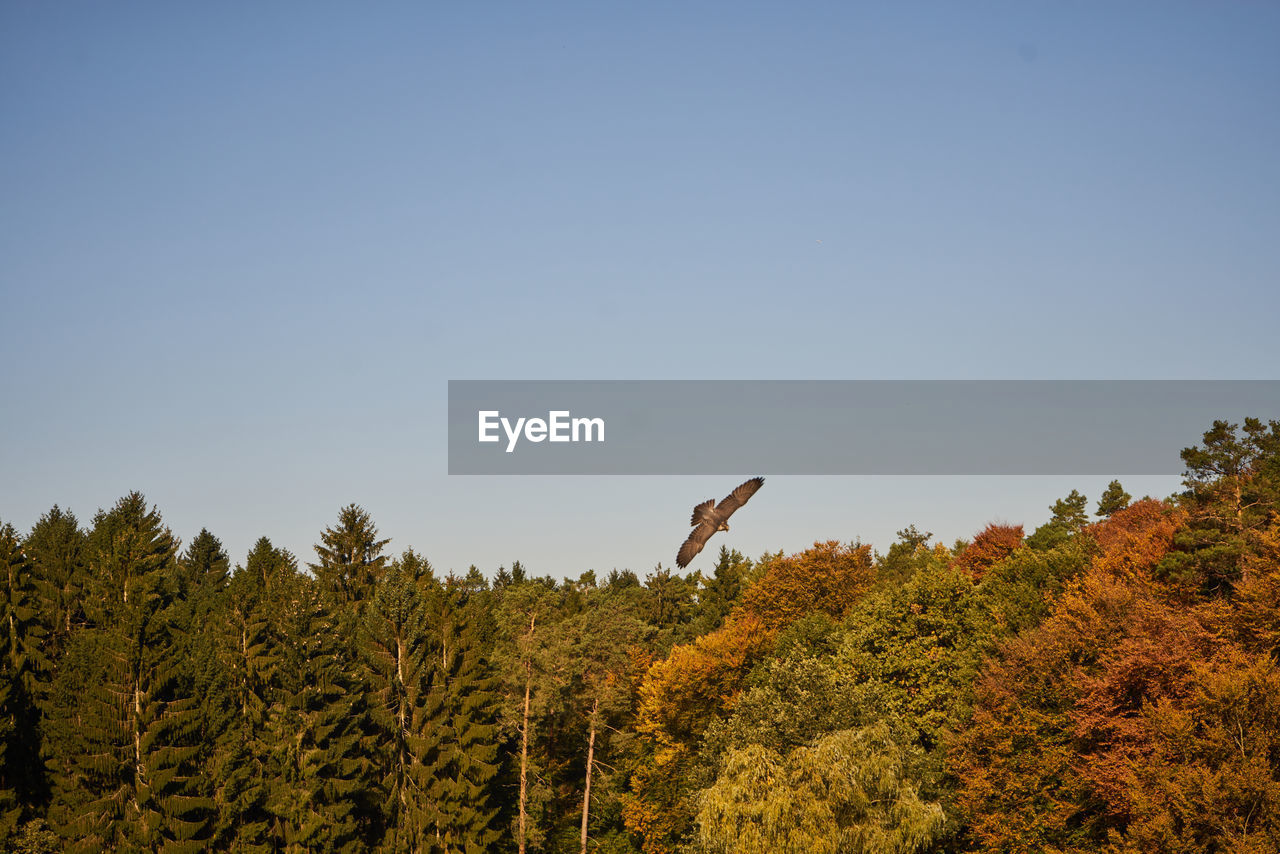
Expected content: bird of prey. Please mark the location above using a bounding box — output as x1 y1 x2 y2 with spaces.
676 477 765 568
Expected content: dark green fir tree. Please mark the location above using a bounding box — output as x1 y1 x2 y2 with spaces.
44 493 212 853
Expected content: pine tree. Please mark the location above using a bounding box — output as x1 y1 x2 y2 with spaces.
1161 417 1280 593
690 547 751 634
208 538 299 852
1096 480 1132 517
44 493 212 853
309 504 390 611
266 578 374 853
1028 490 1090 551
0 521 49 841
361 564 436 852
429 585 502 853
178 529 230 616
23 505 86 663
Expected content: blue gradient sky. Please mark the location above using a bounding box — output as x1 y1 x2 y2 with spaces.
3 3 1277 577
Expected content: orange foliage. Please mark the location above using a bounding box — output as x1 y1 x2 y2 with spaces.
625 613 775 853
1119 644 1280 852
1069 593 1217 824
952 523 1024 581
738 540 875 631
625 541 880 851
1231 520 1280 655
634 613 773 752
951 569 1180 851
1088 498 1185 579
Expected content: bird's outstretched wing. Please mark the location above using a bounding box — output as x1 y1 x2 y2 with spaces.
714 476 765 519
675 477 765 568
677 524 715 568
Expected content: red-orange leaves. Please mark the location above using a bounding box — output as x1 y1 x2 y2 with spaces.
1089 498 1185 580
953 523 1025 582
1070 593 1217 825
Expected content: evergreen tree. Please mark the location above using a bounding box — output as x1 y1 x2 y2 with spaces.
209 538 299 852
361 564 436 852
690 547 751 635
0 522 50 841
266 579 373 853
1160 417 1280 593
178 529 230 615
44 493 212 853
23 505 87 663
309 504 390 610
1028 490 1089 551
562 593 648 854
491 582 565 854
429 584 502 853
1096 479 1132 517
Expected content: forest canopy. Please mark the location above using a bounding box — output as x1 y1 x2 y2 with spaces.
1 417 1278 853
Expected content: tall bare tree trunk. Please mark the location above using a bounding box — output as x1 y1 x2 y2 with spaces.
518 613 536 854
580 696 599 854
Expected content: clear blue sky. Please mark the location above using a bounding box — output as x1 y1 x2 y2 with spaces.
3 2 1277 578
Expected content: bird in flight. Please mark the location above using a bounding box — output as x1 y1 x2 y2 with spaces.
676 477 765 568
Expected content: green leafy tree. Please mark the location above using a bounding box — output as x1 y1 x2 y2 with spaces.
696 725 945 854
560 592 650 854
876 525 935 587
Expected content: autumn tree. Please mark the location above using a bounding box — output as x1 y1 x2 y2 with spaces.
951 523 1024 581
625 541 874 853
739 540 875 631
1114 645 1280 852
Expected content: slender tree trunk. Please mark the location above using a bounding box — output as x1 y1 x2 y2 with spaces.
580 696 599 854
133 680 144 818
518 612 536 854
397 634 408 821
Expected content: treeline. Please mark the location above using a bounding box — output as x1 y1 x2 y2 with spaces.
1 418 1278 853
